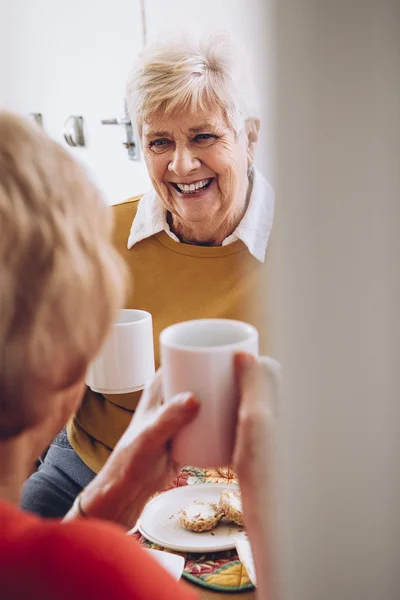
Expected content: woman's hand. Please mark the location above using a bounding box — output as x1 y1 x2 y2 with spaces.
113 370 200 494
233 352 279 488
68 371 199 528
233 352 280 600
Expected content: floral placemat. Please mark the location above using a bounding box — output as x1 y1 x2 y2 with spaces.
132 466 254 592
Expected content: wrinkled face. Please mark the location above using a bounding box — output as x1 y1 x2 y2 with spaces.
142 107 256 237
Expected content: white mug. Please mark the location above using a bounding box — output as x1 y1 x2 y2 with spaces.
160 318 259 468
86 309 155 394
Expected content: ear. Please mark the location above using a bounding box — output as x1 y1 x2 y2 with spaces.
246 119 260 167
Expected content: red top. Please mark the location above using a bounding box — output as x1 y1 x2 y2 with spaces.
0 501 198 600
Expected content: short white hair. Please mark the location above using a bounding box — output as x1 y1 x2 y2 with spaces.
126 28 260 136
0 112 126 438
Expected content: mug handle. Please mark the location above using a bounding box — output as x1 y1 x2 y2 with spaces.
259 355 281 416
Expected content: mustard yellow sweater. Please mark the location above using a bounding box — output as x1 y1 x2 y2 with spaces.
67 197 272 472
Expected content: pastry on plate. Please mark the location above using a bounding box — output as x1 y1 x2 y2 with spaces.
219 488 243 526
178 500 223 532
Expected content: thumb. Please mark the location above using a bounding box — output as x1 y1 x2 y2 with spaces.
234 351 258 397
135 369 163 416
145 393 200 447
234 352 280 416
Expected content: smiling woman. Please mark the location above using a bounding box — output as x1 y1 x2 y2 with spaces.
130 29 261 247
21 29 276 522
142 108 257 246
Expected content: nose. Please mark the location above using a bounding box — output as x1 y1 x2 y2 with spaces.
168 145 200 177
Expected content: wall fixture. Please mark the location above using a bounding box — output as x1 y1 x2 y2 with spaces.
29 113 43 127
63 116 85 147
101 102 139 161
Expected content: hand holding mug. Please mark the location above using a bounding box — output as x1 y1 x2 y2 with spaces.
76 372 199 529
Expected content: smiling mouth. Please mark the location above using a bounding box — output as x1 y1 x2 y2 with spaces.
170 178 213 194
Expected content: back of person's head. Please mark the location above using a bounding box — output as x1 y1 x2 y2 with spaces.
0 112 126 439
126 27 259 136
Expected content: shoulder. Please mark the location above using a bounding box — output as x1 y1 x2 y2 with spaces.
112 194 143 222
4 517 196 600
110 194 144 249
37 518 139 569
112 193 143 210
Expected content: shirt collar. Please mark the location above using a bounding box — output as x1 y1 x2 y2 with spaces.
127 168 274 263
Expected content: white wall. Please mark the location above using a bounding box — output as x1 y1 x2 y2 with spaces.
1 0 150 204
274 1 400 598
0 2 9 105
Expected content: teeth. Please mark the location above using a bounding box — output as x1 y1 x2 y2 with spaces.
175 179 211 193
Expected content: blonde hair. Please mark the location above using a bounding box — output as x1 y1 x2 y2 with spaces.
0 112 126 438
126 28 259 136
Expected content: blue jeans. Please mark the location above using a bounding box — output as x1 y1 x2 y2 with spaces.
20 428 96 518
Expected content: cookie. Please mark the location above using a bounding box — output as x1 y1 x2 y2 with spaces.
219 488 243 526
178 500 223 532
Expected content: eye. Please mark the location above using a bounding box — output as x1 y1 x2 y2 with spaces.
149 138 171 152
194 133 218 144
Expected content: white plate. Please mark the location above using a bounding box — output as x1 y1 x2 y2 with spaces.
144 549 185 580
138 483 245 553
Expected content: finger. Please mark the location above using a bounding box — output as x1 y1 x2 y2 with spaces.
232 353 277 480
143 393 200 448
234 352 279 416
234 351 258 396
135 369 163 416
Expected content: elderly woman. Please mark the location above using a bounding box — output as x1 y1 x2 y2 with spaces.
21 29 275 518
1 112 276 600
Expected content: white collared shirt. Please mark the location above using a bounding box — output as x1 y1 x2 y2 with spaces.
127 168 274 263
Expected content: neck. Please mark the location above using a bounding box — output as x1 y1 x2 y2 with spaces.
0 436 36 505
169 178 253 246
169 214 239 246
